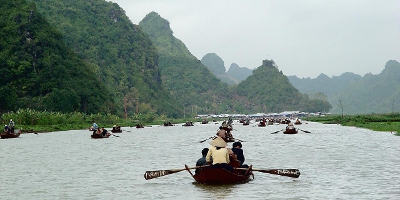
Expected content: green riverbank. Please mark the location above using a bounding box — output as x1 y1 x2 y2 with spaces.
304 114 400 136
1 109 206 133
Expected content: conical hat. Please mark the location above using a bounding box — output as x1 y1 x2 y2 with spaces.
210 136 227 147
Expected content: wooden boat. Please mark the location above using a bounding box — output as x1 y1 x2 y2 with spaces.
243 120 250 125
258 121 266 127
164 122 174 126
294 120 302 125
136 124 144 128
283 128 298 134
185 165 253 184
91 133 111 138
111 129 122 133
1 129 21 139
182 122 194 126
201 119 208 124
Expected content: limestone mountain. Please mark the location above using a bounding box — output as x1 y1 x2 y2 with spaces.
330 60 400 114
0 0 115 113
288 72 362 97
236 60 332 113
139 12 232 114
201 53 237 85
28 0 181 117
227 63 253 82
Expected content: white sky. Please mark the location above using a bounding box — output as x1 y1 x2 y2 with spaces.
110 0 400 78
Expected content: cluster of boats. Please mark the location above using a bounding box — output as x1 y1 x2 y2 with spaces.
144 120 301 185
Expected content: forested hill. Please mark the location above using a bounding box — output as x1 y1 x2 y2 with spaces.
236 60 332 113
287 72 362 97
330 60 400 114
0 0 114 113
139 12 232 114
29 0 181 117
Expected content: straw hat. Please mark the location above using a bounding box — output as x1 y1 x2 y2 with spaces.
113 125 116 127
210 136 227 147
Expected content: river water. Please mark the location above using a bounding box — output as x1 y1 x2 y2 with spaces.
0 121 399 200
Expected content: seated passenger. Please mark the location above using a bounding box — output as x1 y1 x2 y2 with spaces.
195 148 211 173
206 137 233 171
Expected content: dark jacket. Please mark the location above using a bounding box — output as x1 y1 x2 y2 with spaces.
231 148 245 164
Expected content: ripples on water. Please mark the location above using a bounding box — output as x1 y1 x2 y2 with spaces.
1 121 399 199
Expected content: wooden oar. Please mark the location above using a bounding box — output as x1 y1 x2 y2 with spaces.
271 129 284 134
144 165 208 180
111 134 119 137
298 129 311 133
199 136 216 143
236 167 300 178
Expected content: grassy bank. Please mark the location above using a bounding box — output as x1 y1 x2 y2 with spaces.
1 109 203 133
304 114 400 136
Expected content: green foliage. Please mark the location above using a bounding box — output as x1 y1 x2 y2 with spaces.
28 0 181 117
0 0 115 114
306 113 400 135
237 60 332 113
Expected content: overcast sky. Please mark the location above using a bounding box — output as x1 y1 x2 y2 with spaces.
110 0 399 78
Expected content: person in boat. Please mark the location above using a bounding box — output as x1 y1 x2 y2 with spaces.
101 127 108 137
231 142 249 168
206 136 233 171
221 121 227 127
195 148 212 173
92 121 98 135
216 126 227 141
286 122 295 130
9 119 14 133
112 125 121 132
227 116 233 126
4 125 11 134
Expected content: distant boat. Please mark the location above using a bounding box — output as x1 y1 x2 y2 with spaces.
1 129 21 139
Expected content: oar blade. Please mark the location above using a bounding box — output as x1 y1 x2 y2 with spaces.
271 129 283 134
144 169 185 180
255 168 300 178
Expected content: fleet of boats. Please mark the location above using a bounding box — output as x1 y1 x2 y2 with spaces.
145 118 305 185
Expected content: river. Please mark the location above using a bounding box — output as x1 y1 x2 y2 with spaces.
0 121 399 199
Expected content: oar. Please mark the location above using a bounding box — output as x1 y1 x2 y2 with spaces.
144 165 208 180
236 168 300 178
298 129 311 133
199 136 215 143
111 134 119 137
271 129 284 134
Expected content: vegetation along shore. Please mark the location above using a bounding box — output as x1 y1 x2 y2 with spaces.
2 109 399 136
305 114 400 136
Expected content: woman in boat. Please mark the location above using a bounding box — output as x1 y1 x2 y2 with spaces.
286 122 295 130
216 126 227 141
206 137 233 171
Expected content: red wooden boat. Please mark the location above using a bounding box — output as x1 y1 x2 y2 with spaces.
283 128 298 134
1 129 21 139
185 164 253 184
91 133 111 138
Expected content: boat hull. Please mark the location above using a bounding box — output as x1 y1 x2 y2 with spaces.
283 129 298 134
1 130 21 139
187 166 253 184
91 133 110 138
